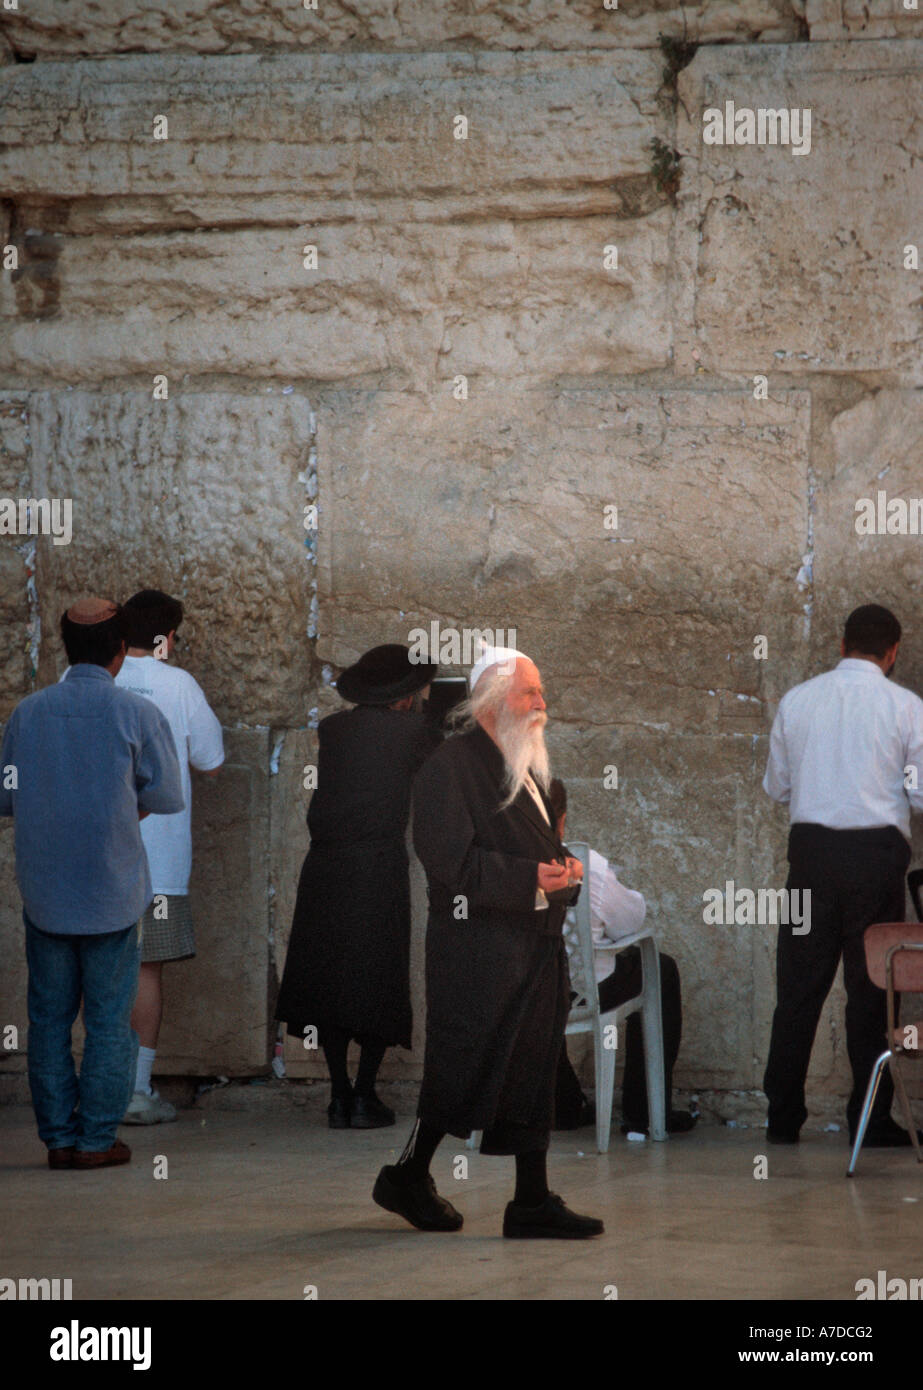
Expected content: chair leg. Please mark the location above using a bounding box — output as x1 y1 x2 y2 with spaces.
594 1025 616 1155
846 1051 891 1177
891 1059 923 1165
639 938 667 1142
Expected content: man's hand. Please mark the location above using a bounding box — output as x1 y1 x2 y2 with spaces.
538 860 570 894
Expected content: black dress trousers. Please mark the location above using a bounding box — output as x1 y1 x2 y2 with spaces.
763 822 910 1136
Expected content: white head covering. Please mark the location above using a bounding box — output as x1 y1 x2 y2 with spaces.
469 645 528 692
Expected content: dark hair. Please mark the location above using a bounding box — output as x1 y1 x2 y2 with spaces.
843 605 901 660
548 777 567 824
123 589 184 651
60 607 127 668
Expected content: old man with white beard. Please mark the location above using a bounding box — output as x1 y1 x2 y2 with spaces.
373 648 605 1239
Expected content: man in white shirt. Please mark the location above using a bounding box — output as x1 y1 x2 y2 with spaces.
547 779 694 1136
763 604 923 1147
117 591 225 1124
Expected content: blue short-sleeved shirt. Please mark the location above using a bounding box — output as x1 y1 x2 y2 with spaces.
0 662 185 934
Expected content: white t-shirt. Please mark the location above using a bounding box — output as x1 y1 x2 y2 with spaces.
115 655 224 894
587 847 647 983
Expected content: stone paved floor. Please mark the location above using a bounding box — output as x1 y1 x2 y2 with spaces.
3 1097 923 1302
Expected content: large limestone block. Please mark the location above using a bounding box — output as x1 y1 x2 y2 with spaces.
156 729 270 1074
809 389 923 694
806 0 923 41
1 0 803 60
23 391 313 726
0 546 31 716
315 385 811 729
0 396 37 713
552 730 786 1090
0 213 672 387
0 51 666 223
0 396 30 495
674 41 923 383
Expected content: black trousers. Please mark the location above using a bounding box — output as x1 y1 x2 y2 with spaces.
763 822 910 1136
554 947 682 1128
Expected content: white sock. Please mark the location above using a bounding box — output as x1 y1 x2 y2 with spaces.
135 1046 156 1096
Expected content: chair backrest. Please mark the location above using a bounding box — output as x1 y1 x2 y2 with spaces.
863 923 923 992
908 869 923 925
561 842 598 1022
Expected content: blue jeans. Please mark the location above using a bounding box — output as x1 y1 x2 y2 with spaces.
25 912 141 1152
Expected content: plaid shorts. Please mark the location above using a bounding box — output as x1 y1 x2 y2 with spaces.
140 894 196 963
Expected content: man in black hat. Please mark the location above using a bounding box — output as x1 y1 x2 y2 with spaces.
275 644 439 1127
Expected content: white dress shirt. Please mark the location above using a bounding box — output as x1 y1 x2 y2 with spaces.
763 657 923 843
587 848 647 983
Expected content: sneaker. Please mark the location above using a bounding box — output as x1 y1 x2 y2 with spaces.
351 1093 395 1128
503 1192 604 1239
123 1090 176 1125
372 1164 464 1231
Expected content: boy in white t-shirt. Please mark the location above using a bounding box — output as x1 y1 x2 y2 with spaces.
117 590 224 1124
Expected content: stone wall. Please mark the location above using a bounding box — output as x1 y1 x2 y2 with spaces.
1 1 921 1122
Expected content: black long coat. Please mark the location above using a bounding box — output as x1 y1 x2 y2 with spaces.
413 723 577 1154
275 706 439 1048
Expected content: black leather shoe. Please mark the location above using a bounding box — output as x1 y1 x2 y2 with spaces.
767 1128 800 1144
851 1117 923 1148
351 1093 395 1128
327 1096 352 1129
503 1192 604 1239
372 1165 463 1231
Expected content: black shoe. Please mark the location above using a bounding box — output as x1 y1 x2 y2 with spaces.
351 1093 395 1128
767 1128 800 1144
620 1109 698 1136
503 1192 604 1240
851 1117 923 1148
372 1165 464 1231
327 1096 352 1129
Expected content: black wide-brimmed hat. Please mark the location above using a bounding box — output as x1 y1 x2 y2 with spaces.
335 643 438 706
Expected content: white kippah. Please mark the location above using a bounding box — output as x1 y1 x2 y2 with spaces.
469 645 528 691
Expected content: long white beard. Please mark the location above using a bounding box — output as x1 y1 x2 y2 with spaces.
495 706 550 808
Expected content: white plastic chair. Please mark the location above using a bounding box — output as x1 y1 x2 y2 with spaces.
467 841 667 1153
561 841 666 1152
